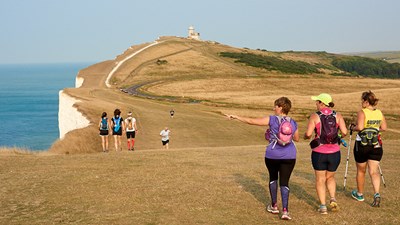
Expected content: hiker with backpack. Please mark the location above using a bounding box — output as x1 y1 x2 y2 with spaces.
125 111 138 151
111 109 125 151
304 93 347 214
225 97 299 220
99 112 110 152
350 91 387 207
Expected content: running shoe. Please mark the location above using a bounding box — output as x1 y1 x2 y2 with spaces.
351 190 365 201
329 199 339 212
371 193 381 207
266 204 279 214
281 209 292 220
318 205 328 215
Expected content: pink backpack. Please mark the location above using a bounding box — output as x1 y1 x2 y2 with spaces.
265 116 293 147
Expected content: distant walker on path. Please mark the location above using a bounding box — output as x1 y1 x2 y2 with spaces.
160 127 171 149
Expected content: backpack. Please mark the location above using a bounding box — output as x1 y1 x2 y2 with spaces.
359 128 379 146
127 118 133 130
266 116 294 148
317 111 339 144
100 118 108 130
113 117 121 132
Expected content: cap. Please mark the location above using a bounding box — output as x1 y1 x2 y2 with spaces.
311 93 332 105
127 112 132 116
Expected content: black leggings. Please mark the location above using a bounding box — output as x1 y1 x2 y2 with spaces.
265 158 296 187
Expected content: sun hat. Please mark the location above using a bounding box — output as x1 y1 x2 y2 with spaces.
311 93 332 105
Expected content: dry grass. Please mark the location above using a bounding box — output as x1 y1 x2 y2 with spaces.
1 141 399 224
2 37 399 224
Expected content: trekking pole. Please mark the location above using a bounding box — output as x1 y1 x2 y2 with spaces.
378 163 387 188
343 126 353 191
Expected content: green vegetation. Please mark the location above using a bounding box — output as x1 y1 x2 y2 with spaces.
156 59 168 65
219 52 322 74
332 56 400 78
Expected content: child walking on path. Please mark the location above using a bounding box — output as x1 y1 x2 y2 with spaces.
304 93 347 214
225 97 299 220
351 91 387 207
125 111 138 151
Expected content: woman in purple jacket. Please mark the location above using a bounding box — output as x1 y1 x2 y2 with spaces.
226 97 299 220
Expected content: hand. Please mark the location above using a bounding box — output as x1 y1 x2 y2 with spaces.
349 123 356 131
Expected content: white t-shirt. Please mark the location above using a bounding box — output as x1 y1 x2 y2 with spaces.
125 117 136 132
160 129 170 141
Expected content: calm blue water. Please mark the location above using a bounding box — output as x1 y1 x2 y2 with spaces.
0 63 92 151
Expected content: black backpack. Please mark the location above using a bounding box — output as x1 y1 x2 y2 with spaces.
317 111 339 144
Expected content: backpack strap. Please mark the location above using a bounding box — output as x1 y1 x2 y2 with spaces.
316 110 336 117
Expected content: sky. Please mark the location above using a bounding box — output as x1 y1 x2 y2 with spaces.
1 0 399 64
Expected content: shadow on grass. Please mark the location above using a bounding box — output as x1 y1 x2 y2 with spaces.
292 170 315 183
290 183 319 208
233 173 268 207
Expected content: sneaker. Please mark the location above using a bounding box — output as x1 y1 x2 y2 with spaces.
351 190 365 201
281 209 292 220
329 199 339 212
266 204 279 214
318 205 328 215
371 193 381 207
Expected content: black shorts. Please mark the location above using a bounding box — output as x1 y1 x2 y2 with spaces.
126 131 136 139
311 151 341 172
113 129 122 136
353 141 383 163
162 140 169 145
99 130 109 136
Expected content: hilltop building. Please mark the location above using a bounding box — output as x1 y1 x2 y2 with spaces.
188 26 200 40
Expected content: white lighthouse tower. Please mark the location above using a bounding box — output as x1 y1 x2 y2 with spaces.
188 25 200 40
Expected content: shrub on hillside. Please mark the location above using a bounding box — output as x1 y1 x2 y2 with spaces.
219 52 322 74
332 56 400 78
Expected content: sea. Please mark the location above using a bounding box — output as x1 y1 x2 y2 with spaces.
0 62 92 151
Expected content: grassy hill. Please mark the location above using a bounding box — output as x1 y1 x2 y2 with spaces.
1 36 400 224
347 51 400 64
53 36 398 154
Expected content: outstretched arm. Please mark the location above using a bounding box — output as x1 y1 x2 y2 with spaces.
225 114 269 126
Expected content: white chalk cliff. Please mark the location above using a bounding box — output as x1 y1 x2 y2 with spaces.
58 40 162 139
75 75 84 88
58 90 90 139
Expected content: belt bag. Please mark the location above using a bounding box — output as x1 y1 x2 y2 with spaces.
359 128 379 146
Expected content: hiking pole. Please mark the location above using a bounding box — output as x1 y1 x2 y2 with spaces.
378 163 387 188
343 126 353 191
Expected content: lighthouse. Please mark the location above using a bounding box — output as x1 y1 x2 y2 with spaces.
188 26 200 40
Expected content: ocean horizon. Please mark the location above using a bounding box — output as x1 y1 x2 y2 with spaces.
0 62 93 151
